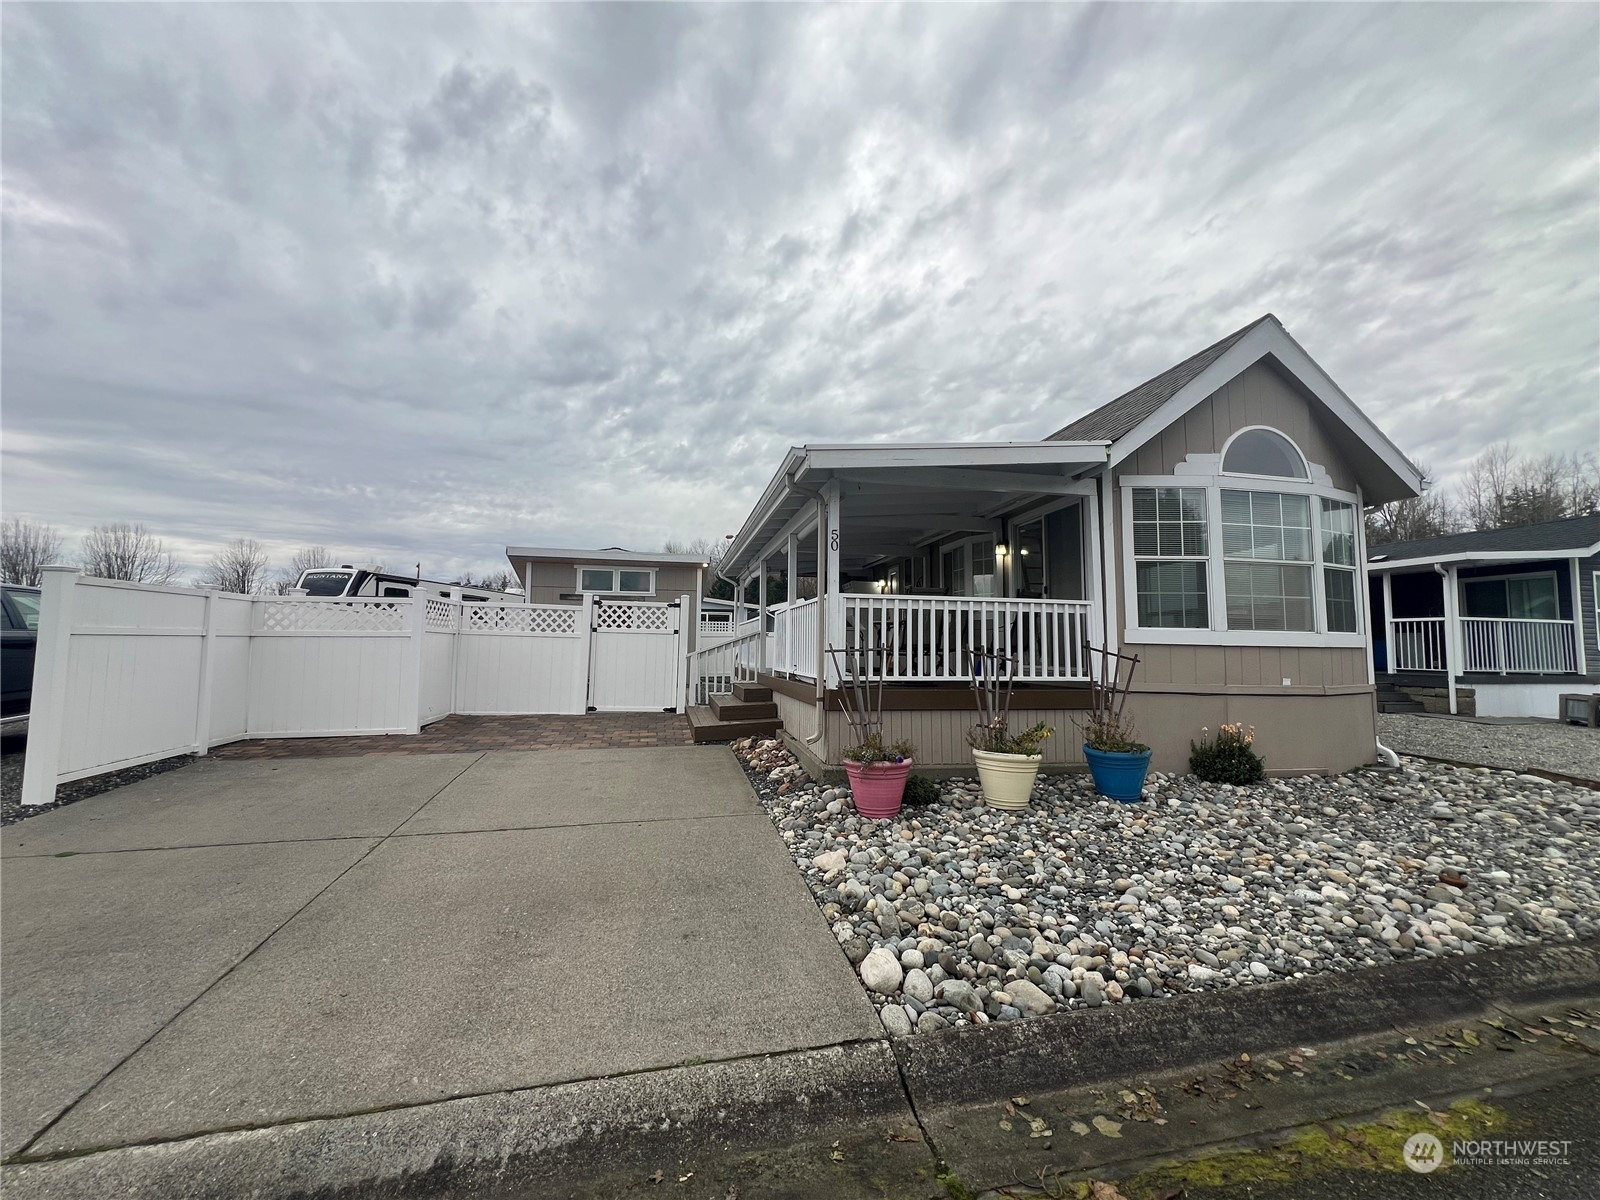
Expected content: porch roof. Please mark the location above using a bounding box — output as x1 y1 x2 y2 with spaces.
721 441 1107 580
1367 514 1600 573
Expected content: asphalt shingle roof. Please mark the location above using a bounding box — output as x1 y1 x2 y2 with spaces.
1368 514 1600 563
1046 314 1276 443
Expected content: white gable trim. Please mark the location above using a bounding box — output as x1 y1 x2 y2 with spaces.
1105 318 1425 499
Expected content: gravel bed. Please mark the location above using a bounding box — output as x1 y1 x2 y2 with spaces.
1380 713 1600 782
733 738 1600 1038
1 748 196 826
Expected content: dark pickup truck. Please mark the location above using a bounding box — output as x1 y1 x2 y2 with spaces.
2 584 41 735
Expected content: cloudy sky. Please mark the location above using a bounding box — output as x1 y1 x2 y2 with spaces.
3 2 1596 581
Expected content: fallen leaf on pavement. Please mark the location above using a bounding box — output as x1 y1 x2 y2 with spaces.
1092 1115 1123 1138
1089 1182 1130 1200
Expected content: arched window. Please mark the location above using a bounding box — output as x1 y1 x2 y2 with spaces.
1222 428 1308 479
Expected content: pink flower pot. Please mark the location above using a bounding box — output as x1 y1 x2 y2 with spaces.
843 759 913 819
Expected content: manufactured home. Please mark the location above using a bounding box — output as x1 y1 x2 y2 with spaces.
699 314 1426 775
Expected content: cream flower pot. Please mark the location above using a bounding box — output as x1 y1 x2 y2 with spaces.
971 749 1043 809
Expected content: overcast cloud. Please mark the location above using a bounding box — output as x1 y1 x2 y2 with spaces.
3 2 1596 580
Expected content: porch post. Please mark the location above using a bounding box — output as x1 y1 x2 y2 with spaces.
813 502 827 694
523 561 533 604
1082 490 1105 681
1571 558 1587 675
756 555 768 673
824 481 843 687
1441 564 1460 716
1382 572 1395 676
787 531 800 675
1096 474 1119 658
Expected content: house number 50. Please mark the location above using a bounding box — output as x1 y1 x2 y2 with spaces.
829 529 839 552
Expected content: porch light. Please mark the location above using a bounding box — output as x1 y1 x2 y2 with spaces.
1019 548 1030 556
996 544 1009 557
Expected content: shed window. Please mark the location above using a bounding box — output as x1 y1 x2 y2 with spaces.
1223 428 1309 479
578 567 656 595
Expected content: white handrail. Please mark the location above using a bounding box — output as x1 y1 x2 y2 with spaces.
841 595 1095 683
1460 617 1577 674
1390 617 1447 672
688 629 764 705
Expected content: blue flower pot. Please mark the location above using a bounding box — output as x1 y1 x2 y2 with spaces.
1083 745 1153 802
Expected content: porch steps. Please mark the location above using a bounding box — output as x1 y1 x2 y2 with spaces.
732 683 773 703
688 702 782 744
710 692 779 722
1376 684 1425 714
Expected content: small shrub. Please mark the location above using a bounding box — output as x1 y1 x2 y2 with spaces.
968 720 1054 756
903 774 943 806
842 733 915 766
1189 723 1265 785
1078 709 1148 754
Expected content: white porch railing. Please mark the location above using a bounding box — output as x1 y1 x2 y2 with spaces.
840 595 1095 683
771 597 820 679
1461 617 1578 674
688 629 763 705
1390 617 1447 672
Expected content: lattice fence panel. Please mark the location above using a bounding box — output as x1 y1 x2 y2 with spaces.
256 600 408 633
425 599 460 631
463 604 578 635
593 602 673 632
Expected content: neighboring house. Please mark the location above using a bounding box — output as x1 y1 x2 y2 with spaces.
1366 514 1600 718
709 313 1425 775
504 545 711 649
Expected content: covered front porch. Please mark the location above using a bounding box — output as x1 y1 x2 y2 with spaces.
1370 556 1588 715
696 442 1111 705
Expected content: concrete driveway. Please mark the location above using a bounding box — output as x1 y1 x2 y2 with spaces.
1 747 879 1160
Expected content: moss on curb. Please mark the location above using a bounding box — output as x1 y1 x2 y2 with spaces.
1114 1096 1507 1197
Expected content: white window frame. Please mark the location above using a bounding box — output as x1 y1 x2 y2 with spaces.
1119 467 1365 648
938 534 997 597
1219 425 1312 482
1457 570 1560 621
576 565 657 596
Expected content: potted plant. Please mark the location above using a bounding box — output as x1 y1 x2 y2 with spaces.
828 640 914 819
1079 644 1150 802
965 648 1052 809
842 733 916 819
967 719 1053 809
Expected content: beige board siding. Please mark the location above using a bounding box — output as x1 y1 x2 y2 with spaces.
1127 690 1377 775
773 688 820 742
819 709 1090 770
1122 359 1358 489
1133 645 1369 690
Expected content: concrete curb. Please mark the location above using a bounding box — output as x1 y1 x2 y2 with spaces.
6 941 1597 1199
893 937 1600 1110
1 1041 936 1200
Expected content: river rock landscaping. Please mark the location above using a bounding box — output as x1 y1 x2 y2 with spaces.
732 738 1600 1038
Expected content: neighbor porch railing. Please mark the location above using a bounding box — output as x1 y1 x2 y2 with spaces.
840 595 1095 684
1461 617 1578 675
1390 617 1448 672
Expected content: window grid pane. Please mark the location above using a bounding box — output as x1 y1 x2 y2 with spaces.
1324 568 1357 633
1131 487 1207 561
1136 562 1208 628
618 570 652 593
1320 499 1356 567
581 569 614 592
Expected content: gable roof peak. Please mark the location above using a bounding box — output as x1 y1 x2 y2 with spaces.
1045 313 1278 444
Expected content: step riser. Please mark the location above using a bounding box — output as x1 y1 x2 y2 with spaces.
691 719 782 744
711 698 779 721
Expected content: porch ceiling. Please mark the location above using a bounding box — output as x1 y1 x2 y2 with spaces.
723 441 1106 580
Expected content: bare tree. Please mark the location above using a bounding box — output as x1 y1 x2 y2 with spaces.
198 538 272 594
1458 443 1598 530
79 522 182 585
0 517 64 586
272 545 335 594
1365 463 1459 546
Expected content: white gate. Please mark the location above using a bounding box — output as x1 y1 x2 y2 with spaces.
587 597 686 713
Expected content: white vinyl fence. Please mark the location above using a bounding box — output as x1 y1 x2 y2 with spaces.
22 569 688 806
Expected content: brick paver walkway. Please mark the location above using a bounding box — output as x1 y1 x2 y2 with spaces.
209 713 693 759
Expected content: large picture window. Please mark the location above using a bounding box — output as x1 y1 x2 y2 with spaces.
1122 428 1364 645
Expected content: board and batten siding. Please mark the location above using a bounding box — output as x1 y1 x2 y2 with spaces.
1577 552 1599 680
1106 357 1376 772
